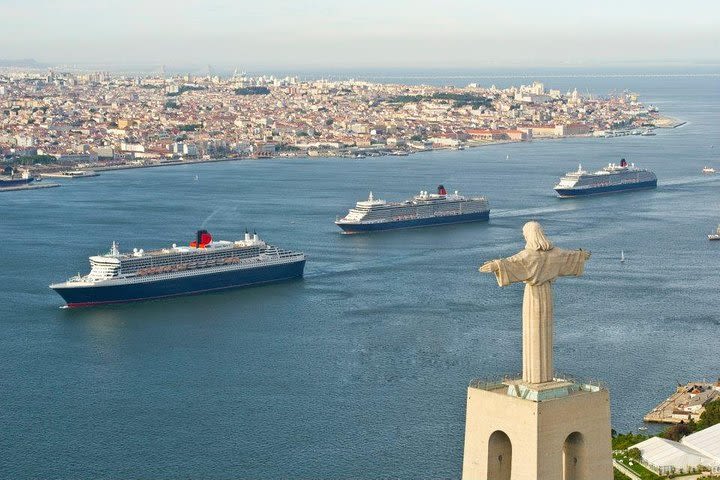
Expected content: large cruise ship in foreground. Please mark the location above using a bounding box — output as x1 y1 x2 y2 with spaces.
554 159 657 198
50 230 305 307
335 185 490 233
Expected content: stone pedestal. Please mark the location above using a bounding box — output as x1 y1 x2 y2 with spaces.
461 378 613 480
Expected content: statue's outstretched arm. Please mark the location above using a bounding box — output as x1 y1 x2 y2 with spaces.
479 260 499 273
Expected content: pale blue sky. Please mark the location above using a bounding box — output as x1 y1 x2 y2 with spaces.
1 0 718 68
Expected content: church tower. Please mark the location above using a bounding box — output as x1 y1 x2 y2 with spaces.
463 222 613 480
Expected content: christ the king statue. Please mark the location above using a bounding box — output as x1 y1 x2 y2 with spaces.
480 221 591 385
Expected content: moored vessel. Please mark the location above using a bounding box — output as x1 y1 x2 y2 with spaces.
554 159 657 198
708 225 720 241
50 230 305 307
0 168 34 188
702 166 716 174
335 185 490 233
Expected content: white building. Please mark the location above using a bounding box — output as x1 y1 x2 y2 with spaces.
634 423 720 475
182 143 198 156
120 141 145 153
683 423 720 465
15 135 35 147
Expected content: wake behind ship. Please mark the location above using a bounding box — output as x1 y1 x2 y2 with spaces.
554 159 657 198
335 185 490 233
50 230 305 307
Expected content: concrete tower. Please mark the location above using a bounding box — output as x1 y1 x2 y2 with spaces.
463 222 612 480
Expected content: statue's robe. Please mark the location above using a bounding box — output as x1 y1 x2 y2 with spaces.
488 247 588 384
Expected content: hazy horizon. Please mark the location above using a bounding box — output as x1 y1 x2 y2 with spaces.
2 0 719 69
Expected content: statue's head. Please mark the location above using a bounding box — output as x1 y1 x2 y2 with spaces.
523 221 553 251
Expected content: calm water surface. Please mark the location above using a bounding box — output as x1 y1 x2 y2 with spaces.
1 75 719 479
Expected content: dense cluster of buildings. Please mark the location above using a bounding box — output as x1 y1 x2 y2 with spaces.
0 70 669 170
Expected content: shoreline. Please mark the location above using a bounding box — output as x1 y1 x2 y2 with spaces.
91 157 245 173
22 115 684 178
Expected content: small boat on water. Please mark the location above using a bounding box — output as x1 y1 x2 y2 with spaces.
702 166 716 174
708 225 720 241
620 250 625 263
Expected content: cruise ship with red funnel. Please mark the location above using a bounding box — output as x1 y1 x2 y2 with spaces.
50 230 305 307
335 185 490 233
554 159 657 197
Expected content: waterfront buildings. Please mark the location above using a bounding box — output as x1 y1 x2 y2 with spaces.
0 70 673 171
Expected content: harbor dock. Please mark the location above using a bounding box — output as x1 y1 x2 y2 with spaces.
0 183 60 193
643 381 720 424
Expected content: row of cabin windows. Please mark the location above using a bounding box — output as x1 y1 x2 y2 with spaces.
360 204 487 219
357 200 485 211
575 173 653 186
119 248 263 269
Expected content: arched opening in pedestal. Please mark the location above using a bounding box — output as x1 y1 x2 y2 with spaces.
487 430 512 480
563 431 586 480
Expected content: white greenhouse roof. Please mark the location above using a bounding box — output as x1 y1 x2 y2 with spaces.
682 422 720 461
634 436 713 469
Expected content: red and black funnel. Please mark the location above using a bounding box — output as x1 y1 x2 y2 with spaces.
190 230 213 248
437 184 447 195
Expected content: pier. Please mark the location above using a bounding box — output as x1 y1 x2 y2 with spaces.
0 183 60 193
643 381 720 424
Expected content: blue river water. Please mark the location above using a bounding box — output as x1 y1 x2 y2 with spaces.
1 73 719 479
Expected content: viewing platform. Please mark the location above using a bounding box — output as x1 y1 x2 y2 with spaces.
469 373 606 402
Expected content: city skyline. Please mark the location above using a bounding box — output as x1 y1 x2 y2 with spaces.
2 0 719 68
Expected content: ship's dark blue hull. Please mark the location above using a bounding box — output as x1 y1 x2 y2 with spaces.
51 260 305 307
0 178 33 188
336 210 490 233
555 180 657 198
